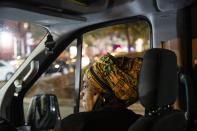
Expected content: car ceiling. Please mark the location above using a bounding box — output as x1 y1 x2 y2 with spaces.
0 0 194 37
0 0 157 35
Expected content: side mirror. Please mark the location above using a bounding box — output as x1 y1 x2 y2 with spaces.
26 94 61 131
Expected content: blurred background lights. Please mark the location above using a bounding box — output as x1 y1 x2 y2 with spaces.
69 46 77 59
55 64 60 69
135 38 144 52
23 22 29 29
82 56 90 68
0 32 13 48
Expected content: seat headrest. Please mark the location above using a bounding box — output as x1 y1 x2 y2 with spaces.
138 48 178 109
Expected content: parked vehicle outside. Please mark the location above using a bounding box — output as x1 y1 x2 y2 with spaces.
0 60 15 81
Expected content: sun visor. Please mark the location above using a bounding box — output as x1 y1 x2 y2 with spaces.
26 0 109 14
4 0 133 14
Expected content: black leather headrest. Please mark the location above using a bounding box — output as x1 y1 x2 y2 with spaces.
138 48 178 109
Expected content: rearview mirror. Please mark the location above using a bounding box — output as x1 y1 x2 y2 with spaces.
26 94 61 131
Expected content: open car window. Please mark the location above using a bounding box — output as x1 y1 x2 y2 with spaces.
80 20 151 114
0 19 47 88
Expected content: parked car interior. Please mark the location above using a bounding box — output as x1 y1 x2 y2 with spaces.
0 0 196 131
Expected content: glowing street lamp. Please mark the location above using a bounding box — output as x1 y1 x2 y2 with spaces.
82 56 90 68
135 38 144 52
0 31 13 48
23 23 29 29
69 46 77 59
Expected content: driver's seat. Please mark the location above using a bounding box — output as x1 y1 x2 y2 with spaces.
128 48 187 131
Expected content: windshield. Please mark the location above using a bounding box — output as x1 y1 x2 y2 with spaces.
0 19 47 88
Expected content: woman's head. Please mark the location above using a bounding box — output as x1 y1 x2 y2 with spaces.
81 53 143 111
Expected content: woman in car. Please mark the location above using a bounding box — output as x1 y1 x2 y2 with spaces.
81 53 143 111
59 53 143 131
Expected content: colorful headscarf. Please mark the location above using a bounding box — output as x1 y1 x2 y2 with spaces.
85 53 143 106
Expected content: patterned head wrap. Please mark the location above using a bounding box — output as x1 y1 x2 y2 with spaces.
85 53 143 106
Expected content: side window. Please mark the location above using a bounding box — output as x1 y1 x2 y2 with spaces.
0 19 47 86
80 20 151 115
24 40 77 118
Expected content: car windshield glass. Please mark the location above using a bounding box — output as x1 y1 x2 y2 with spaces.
0 19 47 88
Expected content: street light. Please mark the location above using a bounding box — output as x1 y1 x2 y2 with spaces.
23 23 29 29
82 56 90 68
69 46 77 59
0 31 13 48
135 38 144 52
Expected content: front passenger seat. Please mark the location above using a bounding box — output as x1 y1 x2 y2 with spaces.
128 48 186 131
